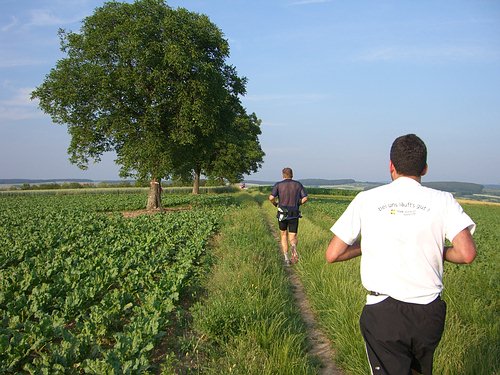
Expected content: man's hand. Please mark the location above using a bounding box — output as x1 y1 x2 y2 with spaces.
268 194 278 207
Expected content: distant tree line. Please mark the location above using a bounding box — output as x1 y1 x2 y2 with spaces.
251 181 485 198
1 178 234 191
3 181 138 191
251 185 359 197
422 182 484 196
299 178 356 186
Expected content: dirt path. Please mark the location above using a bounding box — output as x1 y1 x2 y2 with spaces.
263 209 344 375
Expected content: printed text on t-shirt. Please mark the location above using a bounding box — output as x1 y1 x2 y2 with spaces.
378 201 431 216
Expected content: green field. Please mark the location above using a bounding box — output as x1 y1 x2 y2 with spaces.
0 190 498 374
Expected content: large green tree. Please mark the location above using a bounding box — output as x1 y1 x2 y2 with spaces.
171 100 264 194
32 0 264 205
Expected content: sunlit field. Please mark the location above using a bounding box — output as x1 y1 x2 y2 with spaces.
1 190 497 374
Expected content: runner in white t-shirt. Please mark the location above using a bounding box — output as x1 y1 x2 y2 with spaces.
325 134 477 375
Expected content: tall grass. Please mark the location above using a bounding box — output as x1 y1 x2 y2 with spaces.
292 196 499 374
186 193 318 374
434 203 500 374
261 199 368 374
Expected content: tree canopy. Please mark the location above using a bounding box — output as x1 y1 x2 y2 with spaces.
32 0 264 199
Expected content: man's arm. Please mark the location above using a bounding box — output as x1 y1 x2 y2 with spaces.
268 194 278 207
300 196 308 205
443 228 476 264
325 236 361 263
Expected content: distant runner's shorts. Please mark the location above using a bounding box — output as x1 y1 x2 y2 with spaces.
278 218 299 233
359 296 446 375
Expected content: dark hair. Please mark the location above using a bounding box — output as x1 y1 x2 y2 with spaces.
390 134 427 176
282 167 293 178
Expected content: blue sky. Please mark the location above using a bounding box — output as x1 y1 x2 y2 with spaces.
1 0 499 184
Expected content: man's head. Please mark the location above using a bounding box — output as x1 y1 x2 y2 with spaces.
282 167 293 179
390 134 427 177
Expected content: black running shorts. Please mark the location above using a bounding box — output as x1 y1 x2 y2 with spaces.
278 218 299 233
359 296 446 375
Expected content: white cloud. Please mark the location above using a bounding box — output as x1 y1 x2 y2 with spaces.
2 87 35 106
28 9 68 27
0 9 83 34
261 121 288 128
244 93 328 102
358 45 500 63
0 87 44 122
1 16 19 32
0 106 41 121
290 0 332 5
0 57 47 68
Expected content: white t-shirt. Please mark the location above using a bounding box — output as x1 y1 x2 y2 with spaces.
331 177 476 305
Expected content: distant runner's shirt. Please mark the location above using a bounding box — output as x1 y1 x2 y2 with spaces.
331 177 475 305
271 179 308 219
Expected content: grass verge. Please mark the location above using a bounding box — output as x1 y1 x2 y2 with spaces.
163 192 318 374
294 196 499 375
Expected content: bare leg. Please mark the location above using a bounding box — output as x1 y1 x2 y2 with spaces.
280 230 289 261
289 232 299 263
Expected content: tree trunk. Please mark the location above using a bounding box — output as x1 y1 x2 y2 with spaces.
146 178 162 210
192 169 200 195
